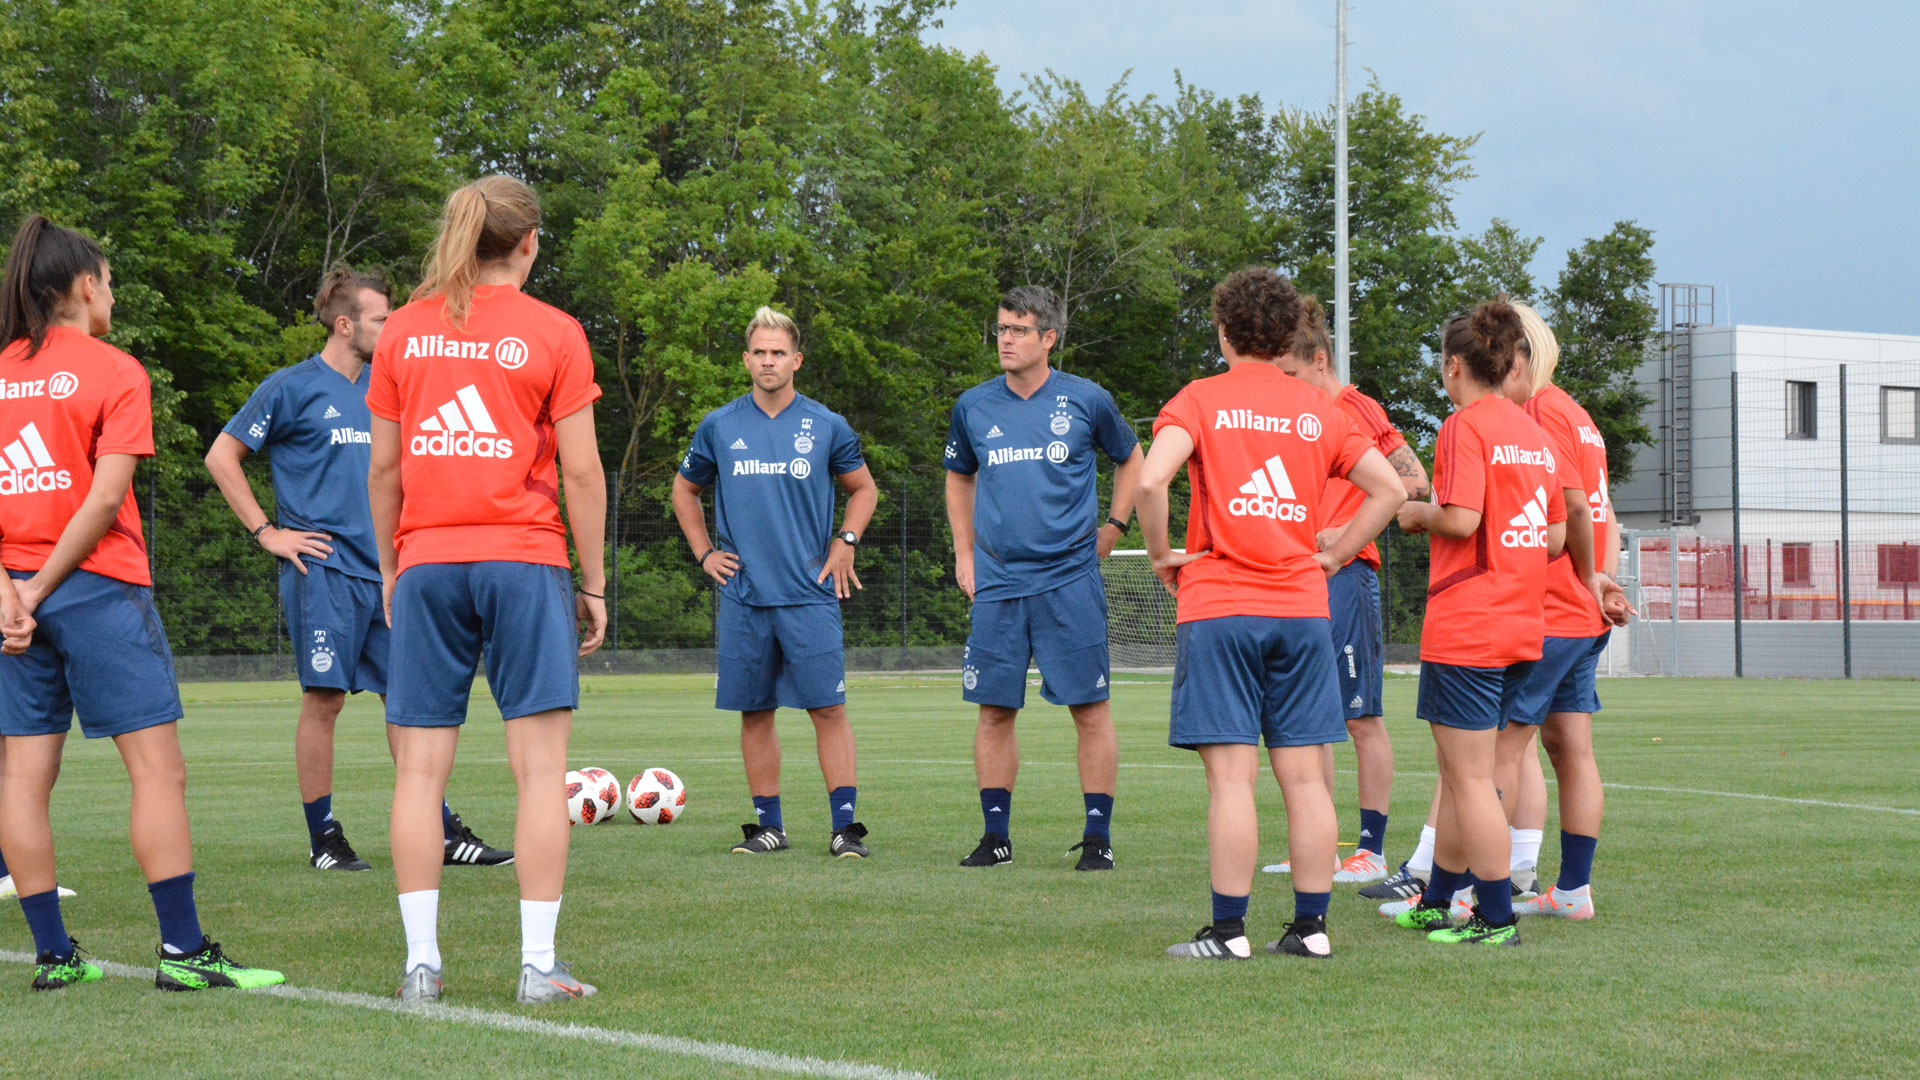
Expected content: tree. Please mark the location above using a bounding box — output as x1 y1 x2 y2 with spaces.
1546 222 1657 482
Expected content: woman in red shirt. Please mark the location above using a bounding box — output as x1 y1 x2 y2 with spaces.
1390 300 1563 947
368 176 607 1004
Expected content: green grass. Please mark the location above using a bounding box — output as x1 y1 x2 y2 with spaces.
5 674 1917 1079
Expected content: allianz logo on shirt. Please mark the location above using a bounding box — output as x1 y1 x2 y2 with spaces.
0 422 72 495
1213 409 1321 441
0 371 78 400
986 442 1069 467
400 334 532 370
329 427 371 445
1228 456 1306 520
1578 424 1605 449
732 457 812 479
1490 443 1555 471
411 385 514 458
1502 487 1552 549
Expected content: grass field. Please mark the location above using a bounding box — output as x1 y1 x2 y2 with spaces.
4 673 1917 1079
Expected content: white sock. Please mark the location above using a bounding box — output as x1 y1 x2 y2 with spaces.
521 897 562 972
1510 828 1543 869
398 890 441 972
1407 825 1437 875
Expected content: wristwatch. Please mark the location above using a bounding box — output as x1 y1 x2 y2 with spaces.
837 531 861 547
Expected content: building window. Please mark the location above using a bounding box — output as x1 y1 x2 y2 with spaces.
1781 542 1812 585
1883 386 1919 444
1786 380 1818 439
1880 544 1920 586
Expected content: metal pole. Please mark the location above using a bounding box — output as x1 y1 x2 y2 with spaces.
608 468 621 652
898 485 909 662
1668 527 1680 676
1839 364 1852 677
1730 374 1742 676
1333 0 1351 386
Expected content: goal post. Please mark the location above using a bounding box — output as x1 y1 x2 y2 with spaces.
1101 549 1180 672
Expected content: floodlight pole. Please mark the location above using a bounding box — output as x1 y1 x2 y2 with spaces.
1334 0 1352 386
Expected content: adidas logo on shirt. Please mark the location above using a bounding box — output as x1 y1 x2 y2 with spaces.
730 438 748 450
410 385 514 458
0 423 72 495
323 405 341 420
1501 486 1551 548
985 425 1004 438
1228 456 1306 520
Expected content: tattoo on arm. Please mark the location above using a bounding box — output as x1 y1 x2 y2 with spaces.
1387 445 1431 497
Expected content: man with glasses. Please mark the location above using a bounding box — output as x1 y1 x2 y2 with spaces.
944 285 1141 870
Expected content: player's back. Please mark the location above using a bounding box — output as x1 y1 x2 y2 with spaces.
0 326 152 584
1525 384 1610 638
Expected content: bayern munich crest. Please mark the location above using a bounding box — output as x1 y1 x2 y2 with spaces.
794 433 815 454
1049 411 1071 435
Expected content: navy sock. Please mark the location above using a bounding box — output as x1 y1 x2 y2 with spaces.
1558 831 1598 891
1423 864 1468 908
146 871 203 955
0 844 9 878
829 787 857 831
1293 890 1331 921
19 890 70 958
1357 808 1388 855
1475 875 1515 923
1082 792 1113 839
1210 889 1249 926
752 795 783 832
442 802 459 842
980 788 1011 839
302 794 334 842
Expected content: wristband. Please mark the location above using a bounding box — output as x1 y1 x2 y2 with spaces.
576 589 605 600
251 522 272 539
1106 516 1128 532
698 549 716 566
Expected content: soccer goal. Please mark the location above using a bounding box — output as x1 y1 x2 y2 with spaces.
1102 550 1179 672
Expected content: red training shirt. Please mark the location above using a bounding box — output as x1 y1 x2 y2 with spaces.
1153 362 1371 624
1324 384 1409 570
0 326 154 586
1525 384 1611 638
1419 394 1563 667
367 285 601 574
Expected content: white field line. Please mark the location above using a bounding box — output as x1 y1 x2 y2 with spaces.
0 950 936 1080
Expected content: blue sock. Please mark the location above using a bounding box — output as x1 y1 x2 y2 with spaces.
980 788 1011 839
1423 864 1468 908
1558 831 1598 891
442 802 459 841
1210 890 1249 926
1082 792 1113 839
302 794 334 842
1293 890 1330 920
829 787 857 831
1475 875 1515 923
19 890 71 958
752 795 783 832
0 845 9 878
1357 808 1388 855
146 871 203 955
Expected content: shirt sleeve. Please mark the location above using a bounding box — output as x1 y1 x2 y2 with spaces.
829 414 866 476
1092 385 1139 462
1355 393 1408 456
97 361 155 458
550 317 603 420
943 400 978 475
1433 412 1485 514
366 344 401 422
221 372 284 451
1152 386 1199 440
678 417 718 487
1327 410 1371 479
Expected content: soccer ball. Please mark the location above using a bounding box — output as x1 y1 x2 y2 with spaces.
627 768 688 824
566 767 621 826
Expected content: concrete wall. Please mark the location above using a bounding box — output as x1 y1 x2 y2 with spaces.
1617 619 1919 678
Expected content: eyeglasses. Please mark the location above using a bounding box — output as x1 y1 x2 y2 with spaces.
988 322 1042 340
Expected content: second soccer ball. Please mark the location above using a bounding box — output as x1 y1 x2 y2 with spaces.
566 767 621 826
627 768 688 824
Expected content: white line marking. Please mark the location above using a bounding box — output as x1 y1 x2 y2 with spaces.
0 951 936 1080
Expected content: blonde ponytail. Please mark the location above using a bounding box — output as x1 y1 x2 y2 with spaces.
1512 301 1560 395
415 175 541 330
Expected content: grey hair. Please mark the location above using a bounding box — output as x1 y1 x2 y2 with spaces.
998 285 1066 340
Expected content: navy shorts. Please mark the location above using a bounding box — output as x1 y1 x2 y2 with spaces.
385 561 579 726
716 599 846 712
282 563 389 694
1506 630 1609 726
0 569 182 739
1169 615 1346 750
1416 660 1535 732
962 572 1110 710
1328 560 1384 720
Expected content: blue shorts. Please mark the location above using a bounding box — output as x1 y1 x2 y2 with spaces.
716 599 846 712
1169 615 1347 750
1328 561 1384 720
1416 660 1535 732
385 562 579 726
0 569 182 739
1506 630 1609 726
963 572 1110 710
282 564 389 694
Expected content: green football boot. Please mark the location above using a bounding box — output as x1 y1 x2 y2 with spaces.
1428 911 1521 946
32 939 103 991
154 937 286 991
1393 903 1455 931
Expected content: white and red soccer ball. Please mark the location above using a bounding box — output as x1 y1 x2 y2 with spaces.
565 767 621 826
626 768 687 825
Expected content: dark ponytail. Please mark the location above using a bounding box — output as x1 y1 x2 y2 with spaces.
1441 299 1524 388
1 215 107 360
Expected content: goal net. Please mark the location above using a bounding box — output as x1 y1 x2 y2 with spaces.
1101 550 1179 672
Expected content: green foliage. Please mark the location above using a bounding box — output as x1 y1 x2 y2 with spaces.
1546 222 1659 482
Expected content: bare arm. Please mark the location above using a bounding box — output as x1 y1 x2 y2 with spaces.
15 454 140 614
818 465 879 600
671 473 739 586
945 470 978 600
555 404 607 655
1561 484 1594 580
369 417 403 624
1099 446 1143 558
204 432 334 573
1135 427 1207 595
1318 449 1407 574
1385 444 1431 500
1548 519 1567 559
1397 500 1482 539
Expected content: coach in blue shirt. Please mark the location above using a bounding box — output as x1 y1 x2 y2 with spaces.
945 285 1141 871
205 264 510 875
674 306 880 859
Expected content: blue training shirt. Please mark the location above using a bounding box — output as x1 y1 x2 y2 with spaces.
944 369 1138 601
221 355 380 582
679 393 866 607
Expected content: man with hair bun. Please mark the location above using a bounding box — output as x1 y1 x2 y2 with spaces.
673 305 880 858
207 263 512 876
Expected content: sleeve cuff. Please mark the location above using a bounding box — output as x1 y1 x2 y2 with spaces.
551 383 604 421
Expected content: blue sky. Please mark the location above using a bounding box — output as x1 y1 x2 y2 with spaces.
924 0 1920 336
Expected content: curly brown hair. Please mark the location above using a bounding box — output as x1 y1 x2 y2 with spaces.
1441 299 1525 387
1211 268 1300 360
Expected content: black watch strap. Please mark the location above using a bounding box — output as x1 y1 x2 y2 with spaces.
1106 516 1128 532
837 531 860 547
